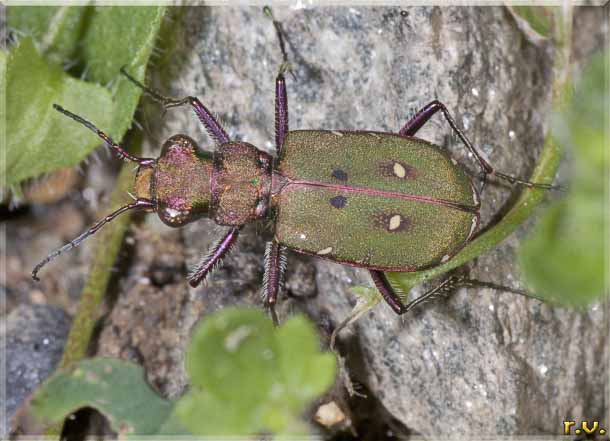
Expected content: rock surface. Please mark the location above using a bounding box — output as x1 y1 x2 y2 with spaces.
1 304 72 436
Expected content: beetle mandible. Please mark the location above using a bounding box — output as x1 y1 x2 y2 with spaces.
32 8 558 316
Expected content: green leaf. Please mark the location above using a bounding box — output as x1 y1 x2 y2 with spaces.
5 6 166 186
22 358 173 435
276 316 337 411
185 308 277 406
175 307 337 436
5 37 113 186
81 7 166 141
8 6 89 65
519 52 608 305
174 390 263 436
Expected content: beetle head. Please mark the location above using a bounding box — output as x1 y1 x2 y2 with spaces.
142 134 214 227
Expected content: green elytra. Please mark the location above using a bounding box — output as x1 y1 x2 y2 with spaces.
32 9 558 318
275 130 478 271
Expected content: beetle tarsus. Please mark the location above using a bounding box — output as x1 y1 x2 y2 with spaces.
492 171 564 191
398 100 561 192
375 274 546 315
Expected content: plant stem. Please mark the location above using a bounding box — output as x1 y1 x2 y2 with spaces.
58 161 136 367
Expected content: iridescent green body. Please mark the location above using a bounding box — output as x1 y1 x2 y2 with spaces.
271 130 480 271
134 130 479 273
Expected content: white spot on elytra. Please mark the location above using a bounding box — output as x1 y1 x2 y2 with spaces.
331 130 343 137
393 162 406 178
469 216 478 238
389 215 402 230
471 181 480 205
317 247 333 255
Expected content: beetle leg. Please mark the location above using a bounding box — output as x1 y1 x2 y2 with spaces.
262 240 288 308
120 67 230 145
378 274 545 315
275 70 289 155
398 100 561 190
264 6 291 155
188 227 240 287
369 270 407 314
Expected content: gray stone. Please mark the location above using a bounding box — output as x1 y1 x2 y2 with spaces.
129 5 607 438
1 304 71 436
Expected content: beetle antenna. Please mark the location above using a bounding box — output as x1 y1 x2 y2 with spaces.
119 66 176 108
53 104 155 167
32 199 154 281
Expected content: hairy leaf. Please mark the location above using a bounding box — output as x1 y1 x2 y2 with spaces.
5 38 113 186
8 7 88 65
5 6 165 186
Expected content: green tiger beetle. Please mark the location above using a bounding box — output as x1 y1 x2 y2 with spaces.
32 8 559 318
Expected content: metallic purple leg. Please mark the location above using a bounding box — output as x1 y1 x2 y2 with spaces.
369 270 406 314
265 5 290 319
168 96 230 145
120 67 230 145
399 100 493 173
275 73 289 154
371 270 546 315
188 227 240 287
32 199 155 281
262 240 287 306
399 100 559 190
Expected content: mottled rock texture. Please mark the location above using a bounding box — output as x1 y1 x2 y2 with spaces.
1 305 72 437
